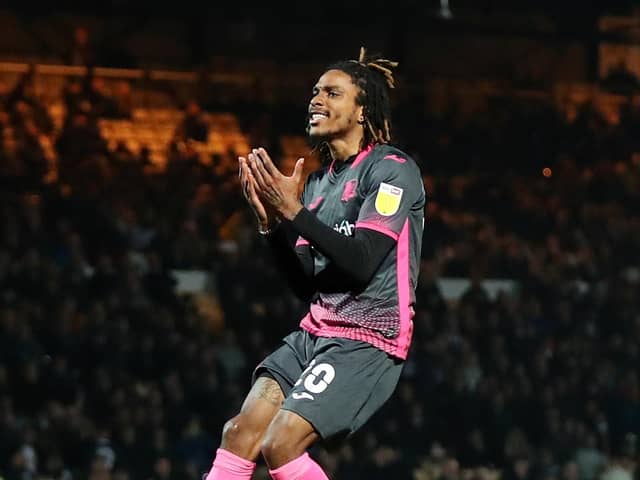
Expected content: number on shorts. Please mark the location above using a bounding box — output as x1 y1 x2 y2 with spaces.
292 359 336 400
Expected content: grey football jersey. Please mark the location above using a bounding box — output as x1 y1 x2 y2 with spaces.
296 144 425 359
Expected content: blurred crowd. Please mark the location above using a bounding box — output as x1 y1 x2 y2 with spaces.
0 68 639 480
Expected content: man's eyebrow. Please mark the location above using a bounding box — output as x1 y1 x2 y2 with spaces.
313 84 344 92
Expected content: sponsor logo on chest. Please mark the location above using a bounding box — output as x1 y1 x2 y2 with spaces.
334 219 355 236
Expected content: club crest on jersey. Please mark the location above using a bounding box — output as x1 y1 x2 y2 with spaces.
375 182 403 216
341 179 358 202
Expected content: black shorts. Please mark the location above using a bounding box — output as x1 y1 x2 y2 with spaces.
252 330 403 440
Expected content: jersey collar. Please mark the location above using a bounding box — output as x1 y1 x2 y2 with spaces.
328 144 375 177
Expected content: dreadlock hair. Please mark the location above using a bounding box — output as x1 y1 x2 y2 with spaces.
311 46 399 163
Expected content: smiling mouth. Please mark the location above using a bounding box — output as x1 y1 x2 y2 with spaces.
309 112 329 126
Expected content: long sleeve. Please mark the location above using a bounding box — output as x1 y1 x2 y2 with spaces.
265 222 316 302
290 208 396 290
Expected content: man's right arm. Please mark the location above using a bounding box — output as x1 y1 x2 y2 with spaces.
265 222 316 302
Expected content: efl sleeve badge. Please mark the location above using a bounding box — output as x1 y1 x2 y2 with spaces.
374 182 403 216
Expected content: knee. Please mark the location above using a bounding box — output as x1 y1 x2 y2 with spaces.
260 423 300 467
221 416 242 445
261 411 319 468
221 415 263 457
260 432 287 466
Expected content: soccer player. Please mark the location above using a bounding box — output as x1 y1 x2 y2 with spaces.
206 48 426 480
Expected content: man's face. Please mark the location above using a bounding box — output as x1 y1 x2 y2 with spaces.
307 69 363 141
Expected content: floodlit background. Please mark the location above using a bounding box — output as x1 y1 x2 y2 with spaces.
0 2 639 479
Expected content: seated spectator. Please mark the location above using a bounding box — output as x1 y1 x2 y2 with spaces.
174 100 209 143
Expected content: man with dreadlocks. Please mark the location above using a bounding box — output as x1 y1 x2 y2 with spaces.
205 48 425 480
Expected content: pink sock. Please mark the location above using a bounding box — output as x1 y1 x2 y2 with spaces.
269 452 329 480
205 448 256 480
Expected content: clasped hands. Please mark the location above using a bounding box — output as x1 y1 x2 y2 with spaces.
239 147 305 231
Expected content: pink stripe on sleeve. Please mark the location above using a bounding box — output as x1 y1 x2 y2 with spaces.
395 220 413 357
384 154 406 163
355 221 399 241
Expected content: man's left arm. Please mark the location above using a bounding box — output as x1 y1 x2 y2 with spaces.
248 147 422 289
290 154 424 288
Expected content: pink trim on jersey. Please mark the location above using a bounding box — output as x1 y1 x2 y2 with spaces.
350 144 374 169
295 237 310 247
300 309 398 359
298 221 415 360
384 154 406 163
356 221 399 241
395 220 413 358
308 196 324 210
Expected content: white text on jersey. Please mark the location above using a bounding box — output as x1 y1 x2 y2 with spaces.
334 219 355 236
